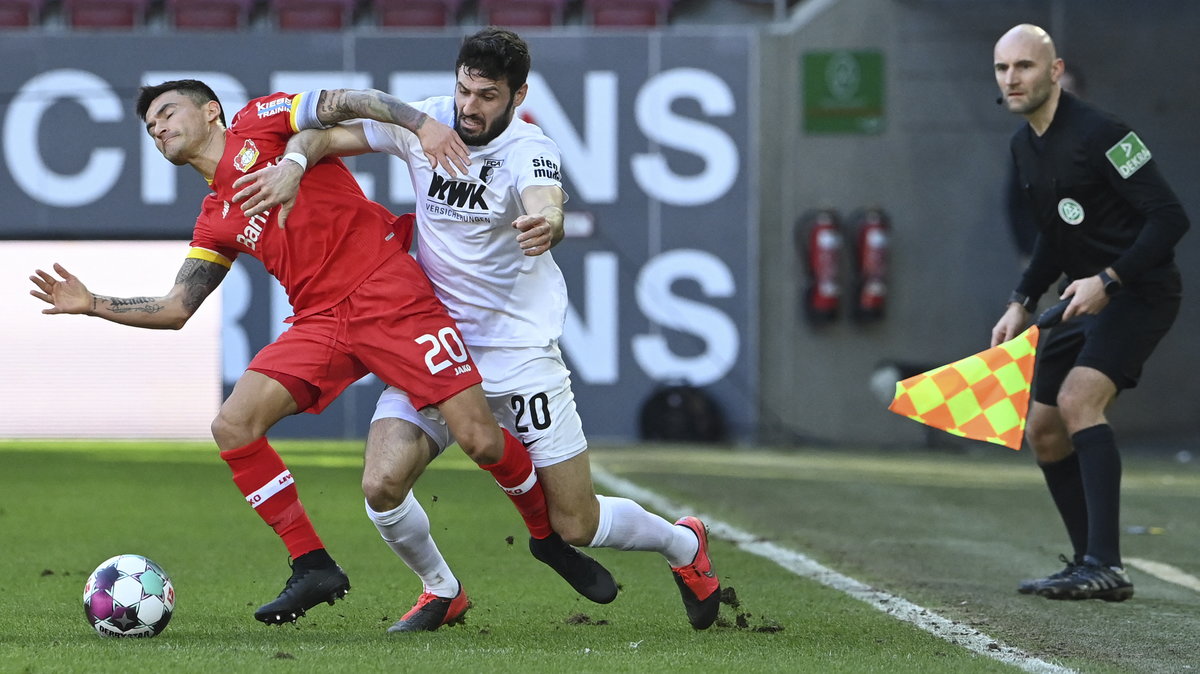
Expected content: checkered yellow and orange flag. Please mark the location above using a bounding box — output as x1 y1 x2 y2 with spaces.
887 325 1041 450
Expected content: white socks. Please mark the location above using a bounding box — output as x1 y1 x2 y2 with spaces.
366 493 459 598
367 491 701 593
589 495 698 567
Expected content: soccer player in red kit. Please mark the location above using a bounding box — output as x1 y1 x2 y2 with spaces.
28 79 600 625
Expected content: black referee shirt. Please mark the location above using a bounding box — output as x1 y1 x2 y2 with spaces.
1011 91 1189 300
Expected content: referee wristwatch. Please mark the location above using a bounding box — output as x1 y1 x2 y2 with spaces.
1008 291 1037 312
1097 269 1122 296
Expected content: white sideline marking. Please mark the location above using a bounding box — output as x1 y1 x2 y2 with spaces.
1126 558 1200 593
592 467 1075 674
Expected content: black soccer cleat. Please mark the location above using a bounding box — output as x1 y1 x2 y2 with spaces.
387 583 470 633
529 532 618 604
1036 556 1134 602
254 554 351 625
1017 554 1079 595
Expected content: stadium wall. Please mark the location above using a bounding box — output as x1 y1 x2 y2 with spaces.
0 30 758 442
3 0 1197 446
757 0 1200 447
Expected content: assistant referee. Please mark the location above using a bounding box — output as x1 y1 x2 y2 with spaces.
989 24 1190 602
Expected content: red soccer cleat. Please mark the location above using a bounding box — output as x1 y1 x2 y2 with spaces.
670 516 721 630
387 583 470 633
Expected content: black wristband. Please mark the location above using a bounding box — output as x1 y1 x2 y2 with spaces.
1008 291 1037 312
1097 270 1122 296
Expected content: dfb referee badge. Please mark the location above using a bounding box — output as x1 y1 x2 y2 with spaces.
1058 198 1084 226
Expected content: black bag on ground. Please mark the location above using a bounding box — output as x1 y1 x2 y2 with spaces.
638 383 727 443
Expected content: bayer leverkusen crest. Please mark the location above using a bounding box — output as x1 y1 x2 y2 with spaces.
233 139 259 173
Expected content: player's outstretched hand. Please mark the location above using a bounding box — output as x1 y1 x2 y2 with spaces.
30 263 92 315
514 215 553 256
416 117 470 178
232 161 302 229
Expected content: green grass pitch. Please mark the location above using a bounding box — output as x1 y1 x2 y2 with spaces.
2 439 1198 673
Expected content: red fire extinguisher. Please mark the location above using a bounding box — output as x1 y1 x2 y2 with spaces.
796 208 843 324
852 207 890 321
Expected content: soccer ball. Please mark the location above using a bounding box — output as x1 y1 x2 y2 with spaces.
82 554 175 638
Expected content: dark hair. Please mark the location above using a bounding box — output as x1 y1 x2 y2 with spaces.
135 79 226 127
456 27 531 94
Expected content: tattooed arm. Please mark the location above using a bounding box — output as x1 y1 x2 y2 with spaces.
233 125 373 221
29 258 228 330
315 88 431 129
232 88 471 219
315 88 469 176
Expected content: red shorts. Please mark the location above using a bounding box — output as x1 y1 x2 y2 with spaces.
247 252 481 413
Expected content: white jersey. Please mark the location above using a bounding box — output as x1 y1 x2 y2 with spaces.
359 96 568 348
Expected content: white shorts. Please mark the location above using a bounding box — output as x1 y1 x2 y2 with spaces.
372 342 588 468
370 388 453 455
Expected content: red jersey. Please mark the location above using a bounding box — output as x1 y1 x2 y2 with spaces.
190 91 413 320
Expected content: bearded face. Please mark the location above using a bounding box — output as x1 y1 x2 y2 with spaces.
453 66 523 146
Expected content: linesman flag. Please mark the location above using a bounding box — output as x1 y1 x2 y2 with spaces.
887 300 1068 450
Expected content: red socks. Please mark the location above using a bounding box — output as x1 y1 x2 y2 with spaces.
222 433 549 552
480 430 553 539
220 437 324 558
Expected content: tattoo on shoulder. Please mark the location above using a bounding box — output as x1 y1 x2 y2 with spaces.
319 88 422 129
317 89 356 125
177 258 228 314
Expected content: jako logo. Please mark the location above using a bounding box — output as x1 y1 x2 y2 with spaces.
245 470 293 507
428 174 487 209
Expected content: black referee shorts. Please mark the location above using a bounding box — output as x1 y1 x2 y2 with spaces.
1033 286 1180 405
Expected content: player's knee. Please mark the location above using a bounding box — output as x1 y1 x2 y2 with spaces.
456 425 505 465
362 479 405 512
210 411 252 450
362 467 417 510
212 397 281 450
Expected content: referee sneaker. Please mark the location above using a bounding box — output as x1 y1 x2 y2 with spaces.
989 24 1190 601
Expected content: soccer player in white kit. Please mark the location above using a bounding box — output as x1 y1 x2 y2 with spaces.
232 28 721 632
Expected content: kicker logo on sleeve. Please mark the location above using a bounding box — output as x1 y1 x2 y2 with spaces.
255 97 292 119
1106 131 1151 179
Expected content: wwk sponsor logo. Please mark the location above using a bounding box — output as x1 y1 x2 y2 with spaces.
428 173 487 209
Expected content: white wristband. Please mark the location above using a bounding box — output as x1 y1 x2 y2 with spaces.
281 152 308 172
